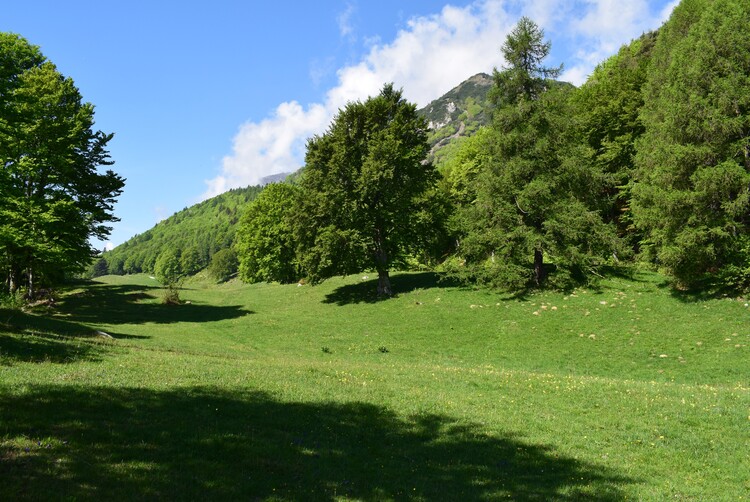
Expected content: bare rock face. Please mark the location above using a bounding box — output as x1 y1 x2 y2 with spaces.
417 73 493 159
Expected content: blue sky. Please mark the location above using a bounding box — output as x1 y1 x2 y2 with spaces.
1 0 678 249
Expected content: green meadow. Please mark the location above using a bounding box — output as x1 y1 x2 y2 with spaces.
1 272 748 500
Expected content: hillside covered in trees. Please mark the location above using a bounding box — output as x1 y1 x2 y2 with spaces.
96 0 750 297
96 186 262 277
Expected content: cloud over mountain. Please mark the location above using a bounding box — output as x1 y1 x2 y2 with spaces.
203 0 675 199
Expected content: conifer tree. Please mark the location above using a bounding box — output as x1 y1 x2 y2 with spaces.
453 18 617 290
633 0 750 290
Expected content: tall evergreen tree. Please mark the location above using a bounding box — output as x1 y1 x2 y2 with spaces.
490 16 562 106
633 0 750 290
453 18 617 290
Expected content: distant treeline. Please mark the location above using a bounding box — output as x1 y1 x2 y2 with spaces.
94 186 262 278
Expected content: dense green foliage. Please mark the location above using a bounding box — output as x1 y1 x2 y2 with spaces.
154 248 182 303
295 84 438 295
0 33 124 297
102 185 263 276
439 1 750 294
154 248 182 286
574 31 657 249
235 183 300 284
101 0 750 296
207 248 238 282
450 18 617 290
633 0 750 290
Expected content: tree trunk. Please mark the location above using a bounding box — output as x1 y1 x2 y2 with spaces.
373 228 392 297
534 248 544 286
377 268 392 297
28 266 34 299
8 269 16 294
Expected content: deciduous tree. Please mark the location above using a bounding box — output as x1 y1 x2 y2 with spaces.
295 84 436 296
236 183 300 283
0 33 124 296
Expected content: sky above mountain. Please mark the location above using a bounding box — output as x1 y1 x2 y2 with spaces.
2 0 678 248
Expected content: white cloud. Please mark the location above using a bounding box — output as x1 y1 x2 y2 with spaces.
203 0 676 198
203 101 329 198
345 1 512 107
103 241 114 252
560 0 675 85
203 0 513 199
337 3 356 39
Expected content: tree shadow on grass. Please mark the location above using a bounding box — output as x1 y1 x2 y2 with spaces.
0 307 140 365
53 282 253 325
324 272 461 306
0 385 635 501
0 331 105 365
654 279 737 304
0 279 252 364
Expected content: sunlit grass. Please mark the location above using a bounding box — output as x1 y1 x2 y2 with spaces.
1 271 748 499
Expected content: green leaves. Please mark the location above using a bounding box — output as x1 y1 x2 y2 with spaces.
294 84 437 294
235 183 300 284
155 249 182 286
0 33 124 295
451 18 618 291
633 0 750 290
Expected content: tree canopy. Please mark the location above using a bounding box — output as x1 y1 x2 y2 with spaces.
101 185 263 277
294 84 437 296
235 182 300 284
0 33 124 296
633 0 750 290
451 18 617 291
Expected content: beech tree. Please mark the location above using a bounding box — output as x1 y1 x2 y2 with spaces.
0 33 124 296
295 84 436 296
235 182 300 284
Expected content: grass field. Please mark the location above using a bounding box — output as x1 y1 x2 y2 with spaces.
1 271 748 500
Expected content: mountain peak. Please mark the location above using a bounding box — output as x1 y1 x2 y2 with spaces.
418 72 493 159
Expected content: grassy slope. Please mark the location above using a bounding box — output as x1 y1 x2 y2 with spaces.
1 272 748 500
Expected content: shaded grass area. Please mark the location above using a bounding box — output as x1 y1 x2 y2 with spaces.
0 330 105 365
56 281 254 325
0 277 253 365
323 272 459 305
0 385 632 501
